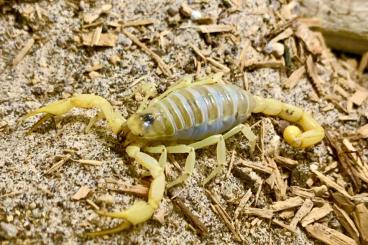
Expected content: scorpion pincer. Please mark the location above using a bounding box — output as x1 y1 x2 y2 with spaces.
21 73 324 236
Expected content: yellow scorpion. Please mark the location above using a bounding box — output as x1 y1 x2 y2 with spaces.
21 73 324 236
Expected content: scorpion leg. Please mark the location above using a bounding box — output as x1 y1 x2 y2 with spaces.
143 145 167 168
252 96 324 148
86 145 166 236
165 145 195 188
223 124 257 154
189 135 226 186
20 94 126 135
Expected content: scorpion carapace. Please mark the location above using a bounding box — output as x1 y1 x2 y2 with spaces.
21 74 324 236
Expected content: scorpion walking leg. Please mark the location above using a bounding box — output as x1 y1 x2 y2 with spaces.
86 145 166 236
252 96 325 148
20 94 125 134
165 145 195 188
223 124 257 154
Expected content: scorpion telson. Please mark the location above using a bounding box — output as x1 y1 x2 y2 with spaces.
21 73 325 236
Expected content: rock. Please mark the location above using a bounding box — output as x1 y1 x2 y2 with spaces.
0 222 18 238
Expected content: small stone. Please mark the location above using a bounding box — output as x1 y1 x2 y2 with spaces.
109 55 121 65
29 202 37 209
6 215 13 222
0 222 18 238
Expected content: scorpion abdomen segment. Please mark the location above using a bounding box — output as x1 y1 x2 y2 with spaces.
151 84 254 141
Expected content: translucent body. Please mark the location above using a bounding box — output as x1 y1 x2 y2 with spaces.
127 84 255 141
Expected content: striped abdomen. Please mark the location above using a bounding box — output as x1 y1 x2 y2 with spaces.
146 84 255 141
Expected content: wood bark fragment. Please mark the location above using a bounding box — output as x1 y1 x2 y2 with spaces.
12 38 35 67
271 196 304 212
122 18 155 28
289 199 314 230
310 168 352 199
353 203 368 245
82 32 117 47
206 190 241 241
71 186 90 200
234 189 252 219
243 207 273 219
111 184 149 198
306 55 325 97
239 159 273 174
332 204 360 243
283 66 306 89
273 155 298 168
357 124 368 138
197 24 234 33
305 223 357 245
171 197 208 236
301 203 333 227
122 30 172 77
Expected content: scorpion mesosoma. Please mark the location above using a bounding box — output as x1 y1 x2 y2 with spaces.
21 73 324 236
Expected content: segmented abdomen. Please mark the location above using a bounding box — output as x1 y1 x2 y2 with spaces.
152 84 254 140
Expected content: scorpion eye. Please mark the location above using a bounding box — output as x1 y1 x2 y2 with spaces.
141 113 154 126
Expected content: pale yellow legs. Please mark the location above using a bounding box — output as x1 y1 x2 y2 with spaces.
85 145 166 237
144 124 257 187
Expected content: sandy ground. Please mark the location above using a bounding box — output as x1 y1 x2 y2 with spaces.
0 0 366 244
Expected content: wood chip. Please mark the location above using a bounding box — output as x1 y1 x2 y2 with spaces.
310 168 352 199
332 204 360 243
289 199 313 231
239 159 273 174
269 27 293 44
206 190 241 242
353 203 368 244
305 223 357 245
295 23 323 55
268 158 287 200
197 24 234 33
171 196 208 236
82 31 117 47
207 57 230 73
189 44 207 61
122 18 155 28
306 55 325 96
350 89 368 106
74 159 102 166
12 38 35 67
45 155 71 174
112 184 148 198
272 218 294 232
243 207 273 219
301 203 333 227
271 196 304 212
72 186 90 200
234 188 252 219
357 124 368 138
273 155 298 168
122 30 172 77
283 66 306 89
243 60 284 70
83 4 112 24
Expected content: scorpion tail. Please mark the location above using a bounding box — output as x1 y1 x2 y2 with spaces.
252 96 325 148
20 94 126 135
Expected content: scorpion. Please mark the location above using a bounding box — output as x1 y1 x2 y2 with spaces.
21 73 324 236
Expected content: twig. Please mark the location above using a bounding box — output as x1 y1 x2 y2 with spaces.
122 30 172 77
13 38 35 67
169 194 208 236
205 190 242 242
